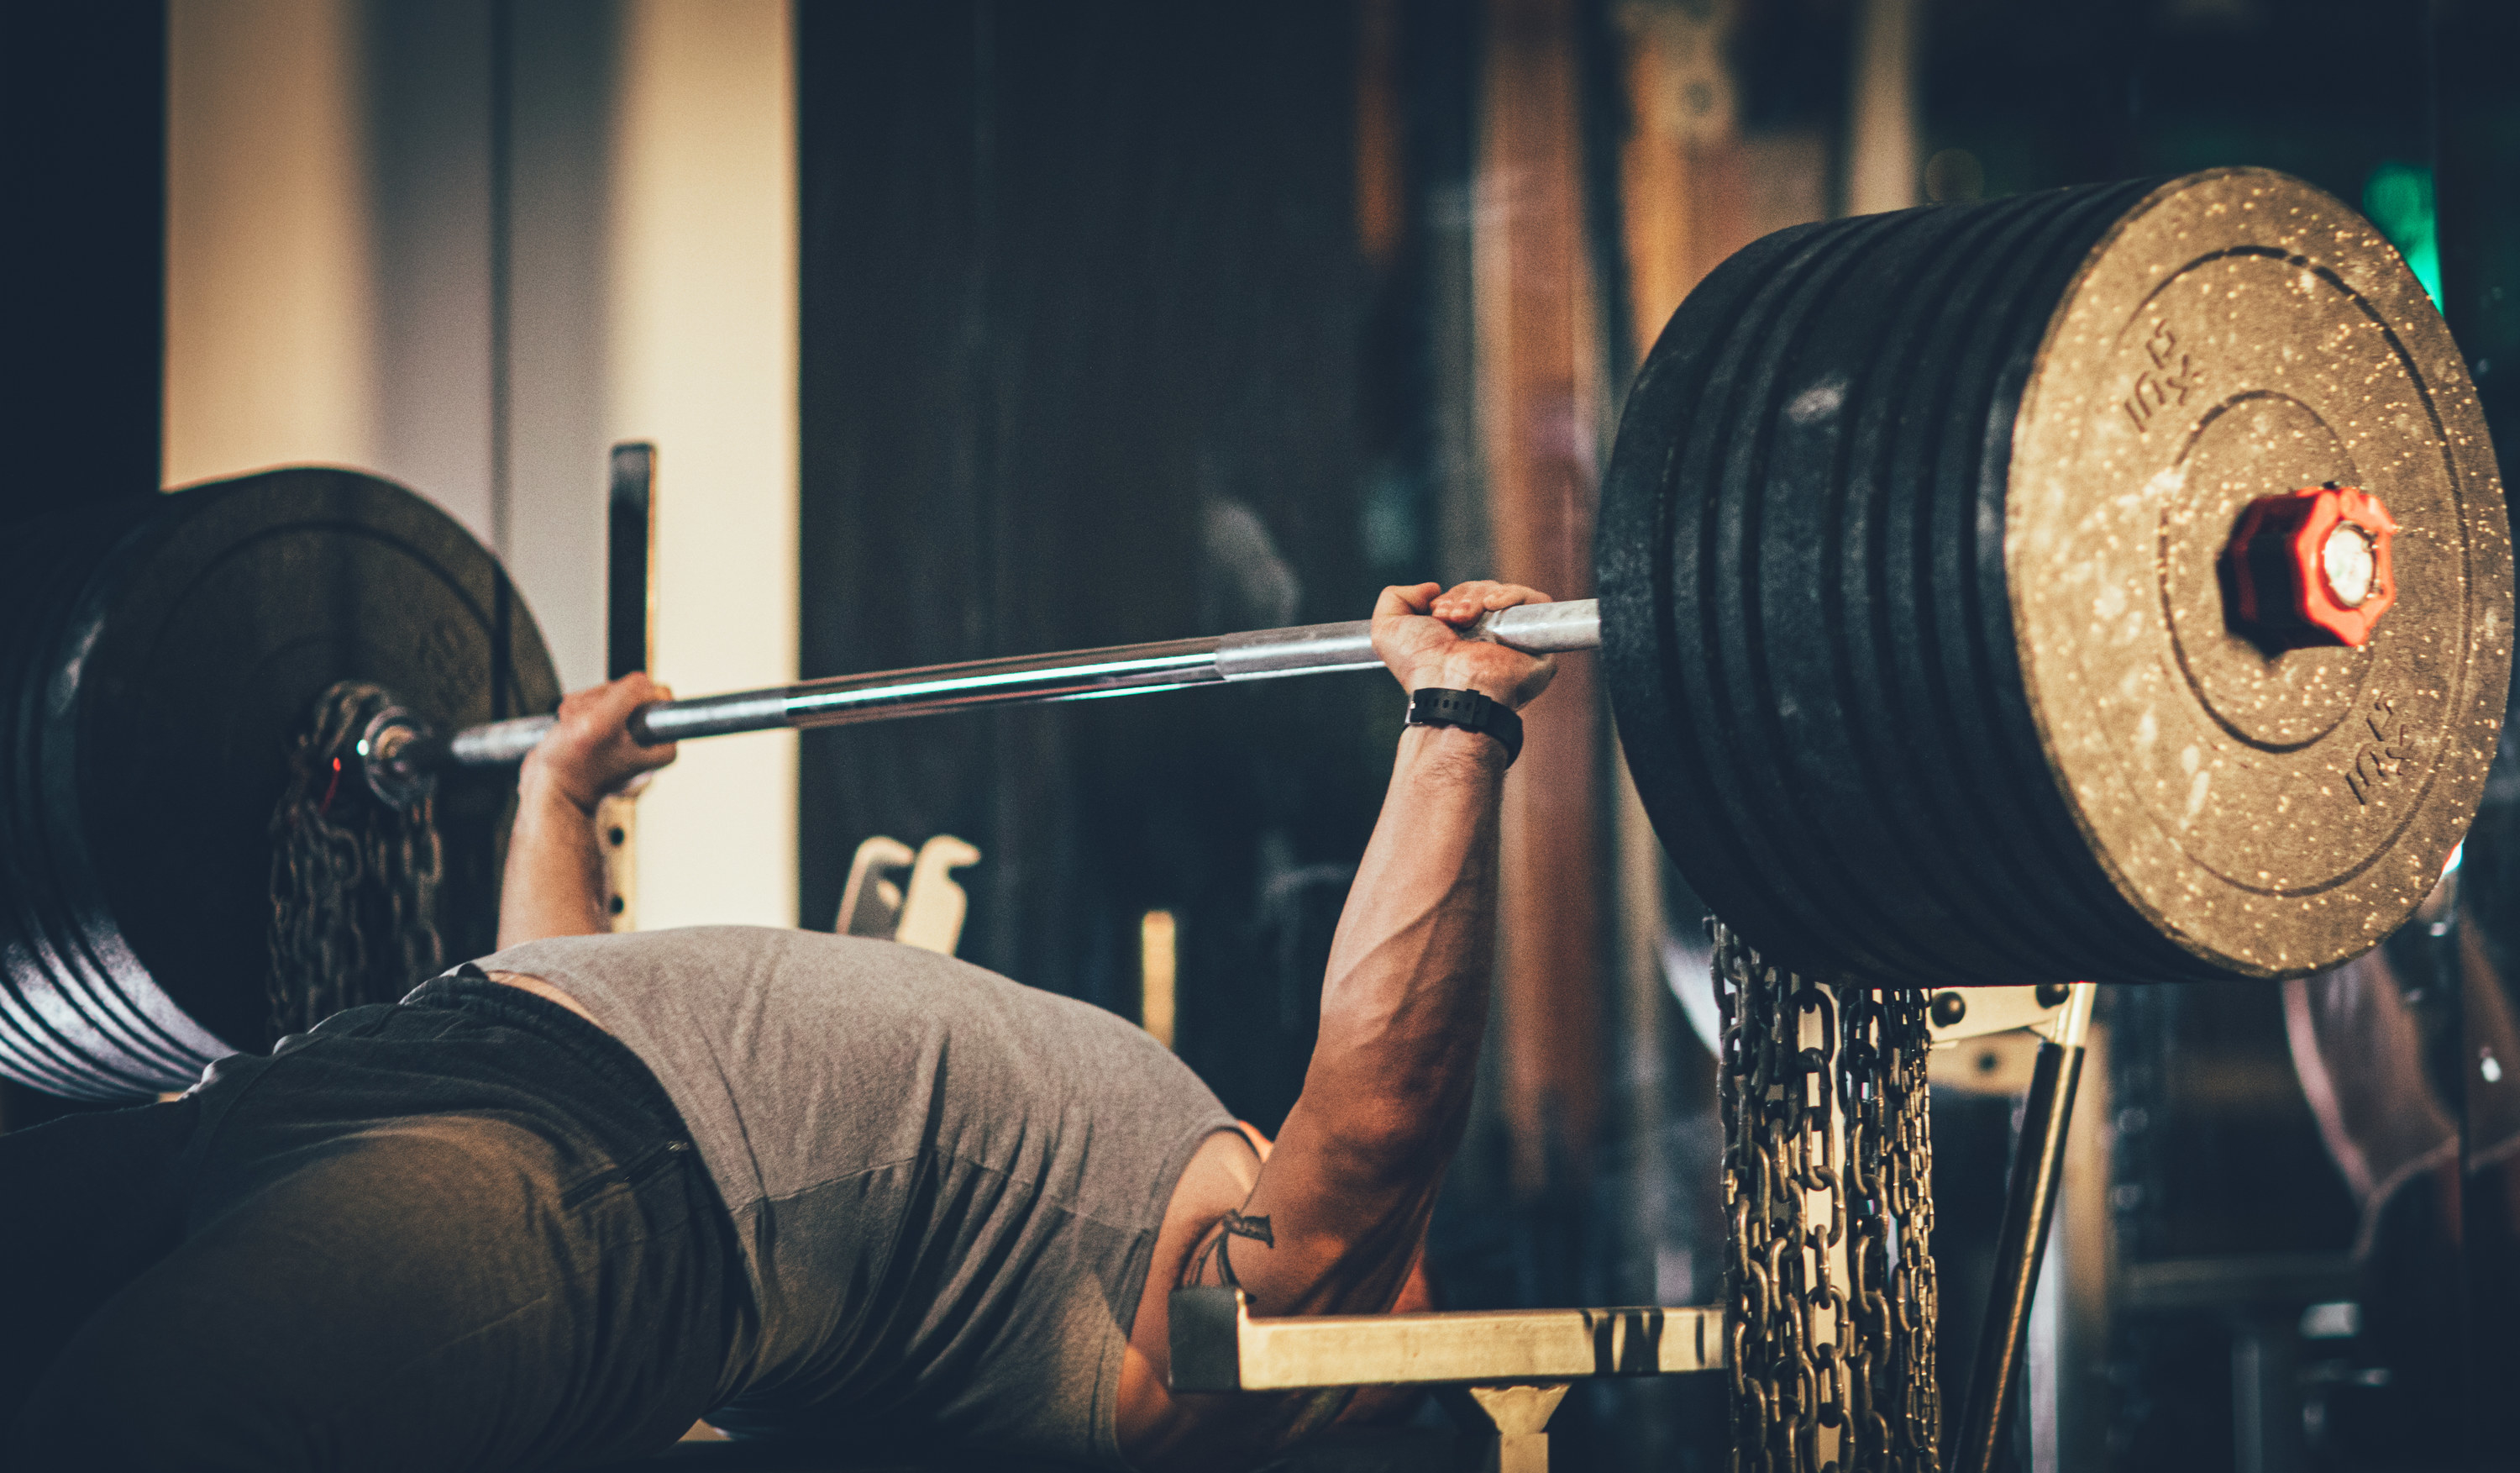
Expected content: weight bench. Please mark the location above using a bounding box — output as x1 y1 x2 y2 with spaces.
1169 1288 1723 1472
578 1290 1724 1473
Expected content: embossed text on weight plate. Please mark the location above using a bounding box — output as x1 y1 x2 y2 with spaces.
2121 321 2202 433
2344 692 2411 806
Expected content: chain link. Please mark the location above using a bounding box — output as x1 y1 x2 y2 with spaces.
1717 921 1938 1473
267 681 446 1044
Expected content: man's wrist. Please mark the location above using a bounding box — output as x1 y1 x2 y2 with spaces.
518 758 601 818
1404 687 1523 764
1400 719 1512 771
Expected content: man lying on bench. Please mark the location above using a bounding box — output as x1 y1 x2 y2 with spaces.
2 580 1555 1473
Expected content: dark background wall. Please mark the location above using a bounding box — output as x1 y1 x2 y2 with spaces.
795 0 1415 1135
2 4 165 531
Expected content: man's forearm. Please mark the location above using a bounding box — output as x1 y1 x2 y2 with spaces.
1221 721 1506 1316
1307 723 1504 1168
496 776 610 946
1128 582 1546 1468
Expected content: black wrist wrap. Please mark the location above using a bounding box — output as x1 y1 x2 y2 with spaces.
1404 687 1522 764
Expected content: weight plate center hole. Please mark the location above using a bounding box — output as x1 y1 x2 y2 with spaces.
2161 392 2368 750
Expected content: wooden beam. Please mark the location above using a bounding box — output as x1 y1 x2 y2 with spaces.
1614 0 1745 365
1477 0 1606 1197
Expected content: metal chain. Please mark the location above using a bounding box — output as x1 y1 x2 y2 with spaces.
1717 921 1938 1473
266 681 446 1044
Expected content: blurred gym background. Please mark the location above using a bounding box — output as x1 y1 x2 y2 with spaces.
3 3 2514 1470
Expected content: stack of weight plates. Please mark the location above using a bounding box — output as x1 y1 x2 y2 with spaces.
0 470 556 1098
1600 167 2511 990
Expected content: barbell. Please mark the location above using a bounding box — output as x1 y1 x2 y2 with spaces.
3 166 2506 1098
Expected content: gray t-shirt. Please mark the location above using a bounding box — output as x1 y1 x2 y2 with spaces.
469 926 1234 1467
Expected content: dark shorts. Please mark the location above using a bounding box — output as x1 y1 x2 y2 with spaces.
1 976 752 1472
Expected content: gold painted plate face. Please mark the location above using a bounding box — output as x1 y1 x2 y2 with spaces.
2009 167 2512 979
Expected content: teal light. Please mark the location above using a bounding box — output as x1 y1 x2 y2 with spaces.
2362 161 2443 307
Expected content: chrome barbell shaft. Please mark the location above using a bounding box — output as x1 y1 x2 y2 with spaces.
440 598 1600 768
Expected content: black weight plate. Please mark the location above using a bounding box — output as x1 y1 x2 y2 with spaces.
0 469 556 1097
1824 187 2148 980
2011 170 2508 979
0 493 167 1096
1601 181 2177 988
1602 168 2511 986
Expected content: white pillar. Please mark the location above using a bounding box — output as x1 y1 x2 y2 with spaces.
167 0 798 931
1843 0 1919 217
604 0 799 930
165 0 381 493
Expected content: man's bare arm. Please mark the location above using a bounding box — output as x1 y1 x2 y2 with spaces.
496 673 678 947
1192 580 1551 1317
1185 725 1504 1313
1121 581 1555 1469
